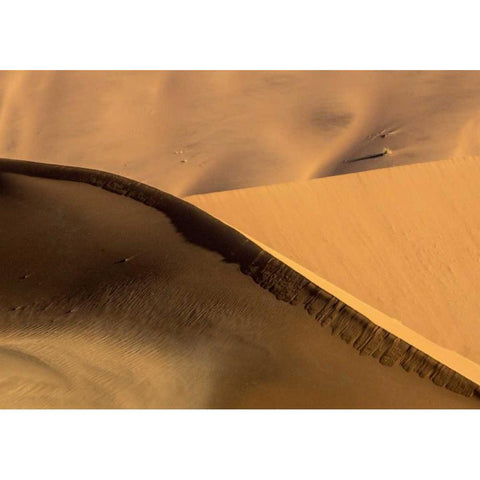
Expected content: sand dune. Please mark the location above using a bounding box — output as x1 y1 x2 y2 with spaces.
187 156 480 371
0 158 478 408
2 71 480 196
1 71 479 408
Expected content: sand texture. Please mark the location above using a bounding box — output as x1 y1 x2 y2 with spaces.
2 71 480 196
0 158 478 408
187 156 480 370
1 71 480 409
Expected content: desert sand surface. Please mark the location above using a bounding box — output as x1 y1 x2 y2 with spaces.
236 238 480 390
187 156 480 371
0 159 478 408
1 71 480 409
2 71 480 196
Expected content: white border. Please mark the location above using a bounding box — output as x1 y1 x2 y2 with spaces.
1 1 479 478
1 410 479 479
1 0 479 69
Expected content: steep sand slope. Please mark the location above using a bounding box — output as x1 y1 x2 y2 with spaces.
2 71 480 195
0 159 478 407
187 156 480 368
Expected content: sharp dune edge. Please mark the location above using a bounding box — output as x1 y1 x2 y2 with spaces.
1 158 478 408
186 156 480 371
215 232 480 392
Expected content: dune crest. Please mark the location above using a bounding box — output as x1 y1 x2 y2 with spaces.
187 156 480 367
1 158 478 407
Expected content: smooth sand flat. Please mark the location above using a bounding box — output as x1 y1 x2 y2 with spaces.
2 71 480 196
187 156 480 370
0 161 478 408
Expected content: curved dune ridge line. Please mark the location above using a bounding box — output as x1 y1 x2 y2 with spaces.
236 239 480 390
183 209 480 392
0 158 478 408
186 155 480 368
2 71 480 196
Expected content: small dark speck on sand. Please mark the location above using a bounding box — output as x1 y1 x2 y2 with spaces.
19 274 31 280
115 256 135 264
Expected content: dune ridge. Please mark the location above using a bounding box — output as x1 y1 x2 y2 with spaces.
245 250 480 397
186 156 480 368
1 157 479 400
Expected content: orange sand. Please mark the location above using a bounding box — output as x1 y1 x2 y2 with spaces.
0 166 477 407
2 71 480 407
187 156 480 372
2 71 480 196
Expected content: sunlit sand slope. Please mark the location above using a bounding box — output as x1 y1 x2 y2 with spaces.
0 159 478 408
187 156 480 368
1 71 480 195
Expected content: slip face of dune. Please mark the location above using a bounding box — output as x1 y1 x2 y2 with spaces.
2 71 480 196
0 160 478 408
187 156 480 371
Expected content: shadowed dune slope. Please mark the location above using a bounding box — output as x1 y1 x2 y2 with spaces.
2 71 480 196
0 159 478 408
187 156 480 369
